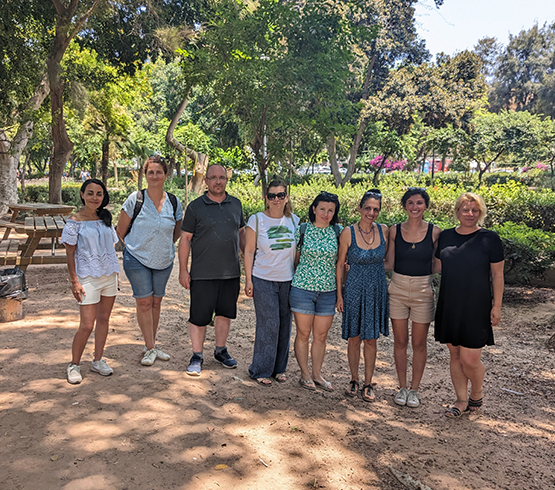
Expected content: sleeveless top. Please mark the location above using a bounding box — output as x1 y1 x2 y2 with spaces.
394 222 434 276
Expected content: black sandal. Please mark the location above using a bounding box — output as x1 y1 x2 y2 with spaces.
361 384 376 402
345 380 359 397
445 402 470 418
468 397 483 411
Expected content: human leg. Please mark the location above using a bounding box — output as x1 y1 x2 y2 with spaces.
274 281 293 377
293 311 315 383
362 339 377 386
136 296 156 350
249 277 281 379
391 318 409 389
447 343 469 414
71 304 97 365
92 295 116 361
459 346 485 410
347 336 362 382
410 321 430 391
310 314 334 385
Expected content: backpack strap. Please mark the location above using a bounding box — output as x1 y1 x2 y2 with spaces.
298 222 308 250
125 189 145 236
126 190 180 237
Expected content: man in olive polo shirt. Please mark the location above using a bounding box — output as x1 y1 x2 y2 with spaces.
179 164 245 376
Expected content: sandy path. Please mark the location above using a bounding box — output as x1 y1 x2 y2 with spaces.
1 257 554 489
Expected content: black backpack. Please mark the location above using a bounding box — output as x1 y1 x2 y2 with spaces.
125 189 180 236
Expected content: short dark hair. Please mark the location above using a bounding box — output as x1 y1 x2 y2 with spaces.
80 178 112 227
401 187 430 208
144 155 168 175
360 189 382 209
308 191 340 224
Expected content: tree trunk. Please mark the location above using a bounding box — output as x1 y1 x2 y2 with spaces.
0 73 50 214
48 0 100 203
190 154 209 194
113 157 118 185
101 140 110 183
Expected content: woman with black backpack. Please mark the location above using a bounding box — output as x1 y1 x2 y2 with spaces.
117 155 183 366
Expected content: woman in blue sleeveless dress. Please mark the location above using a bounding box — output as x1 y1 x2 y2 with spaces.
336 189 389 402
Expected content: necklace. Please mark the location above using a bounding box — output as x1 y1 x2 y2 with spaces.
358 223 375 246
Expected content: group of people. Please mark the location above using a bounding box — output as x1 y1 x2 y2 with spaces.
62 160 505 418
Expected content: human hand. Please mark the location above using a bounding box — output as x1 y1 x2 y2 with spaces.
179 269 191 289
336 296 344 313
71 281 85 302
244 279 253 298
491 306 501 326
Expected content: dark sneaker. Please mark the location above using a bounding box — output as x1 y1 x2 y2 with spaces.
187 354 203 376
214 347 237 369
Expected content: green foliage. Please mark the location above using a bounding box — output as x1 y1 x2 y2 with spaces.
492 222 555 283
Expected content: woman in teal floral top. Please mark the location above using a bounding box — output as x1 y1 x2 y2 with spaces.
290 192 342 392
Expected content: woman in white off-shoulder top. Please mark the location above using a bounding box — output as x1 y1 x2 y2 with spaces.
61 179 120 384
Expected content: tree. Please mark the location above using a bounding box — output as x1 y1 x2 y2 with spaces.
489 22 555 117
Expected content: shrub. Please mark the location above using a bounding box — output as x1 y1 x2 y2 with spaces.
492 222 555 284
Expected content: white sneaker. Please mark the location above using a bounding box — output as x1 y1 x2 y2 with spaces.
406 389 420 408
91 358 114 376
142 345 170 361
394 387 408 406
155 346 170 361
67 363 82 384
141 348 157 366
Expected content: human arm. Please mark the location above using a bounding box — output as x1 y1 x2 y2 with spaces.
116 210 131 243
432 225 442 274
384 224 396 272
490 260 505 326
173 219 182 242
239 226 246 255
335 227 351 312
178 231 193 289
64 243 85 302
243 226 256 297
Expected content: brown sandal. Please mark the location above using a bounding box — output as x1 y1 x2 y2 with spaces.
345 380 359 397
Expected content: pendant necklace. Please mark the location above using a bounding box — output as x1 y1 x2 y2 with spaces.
358 223 375 246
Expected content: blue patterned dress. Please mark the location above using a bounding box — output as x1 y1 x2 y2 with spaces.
341 225 389 340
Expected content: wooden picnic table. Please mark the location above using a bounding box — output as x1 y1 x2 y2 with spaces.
0 215 69 271
2 203 74 240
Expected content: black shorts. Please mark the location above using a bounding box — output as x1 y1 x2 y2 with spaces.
189 278 240 327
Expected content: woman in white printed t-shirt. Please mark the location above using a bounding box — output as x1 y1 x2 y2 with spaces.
244 179 299 385
61 179 120 384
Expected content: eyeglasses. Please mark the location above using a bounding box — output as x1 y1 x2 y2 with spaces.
320 191 338 200
267 191 287 200
206 176 228 182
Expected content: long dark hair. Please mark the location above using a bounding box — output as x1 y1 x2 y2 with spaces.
308 191 340 224
80 178 112 227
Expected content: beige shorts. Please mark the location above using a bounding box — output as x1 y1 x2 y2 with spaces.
79 273 118 305
388 272 435 323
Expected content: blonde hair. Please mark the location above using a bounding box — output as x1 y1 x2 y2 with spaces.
455 192 487 225
265 179 292 217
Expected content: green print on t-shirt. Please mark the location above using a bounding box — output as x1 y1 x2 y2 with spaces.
268 225 294 250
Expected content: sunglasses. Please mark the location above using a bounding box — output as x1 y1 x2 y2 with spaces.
320 191 338 200
267 191 287 200
407 187 425 192
364 190 382 197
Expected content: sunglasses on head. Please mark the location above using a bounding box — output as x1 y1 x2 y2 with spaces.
267 191 287 200
320 191 338 200
364 190 382 197
407 187 426 192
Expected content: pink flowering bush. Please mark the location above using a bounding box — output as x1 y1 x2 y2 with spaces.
368 156 406 172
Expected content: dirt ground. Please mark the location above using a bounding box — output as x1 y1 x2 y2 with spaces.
1 257 555 490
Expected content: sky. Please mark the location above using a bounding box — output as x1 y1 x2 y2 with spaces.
415 0 555 57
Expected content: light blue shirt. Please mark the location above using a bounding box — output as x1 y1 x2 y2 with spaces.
122 191 183 270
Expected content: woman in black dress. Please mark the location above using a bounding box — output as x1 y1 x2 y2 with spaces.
434 193 504 417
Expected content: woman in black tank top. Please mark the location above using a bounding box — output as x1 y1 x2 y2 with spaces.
384 188 441 408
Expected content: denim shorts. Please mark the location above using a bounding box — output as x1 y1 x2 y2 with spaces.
289 286 337 317
123 248 173 299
